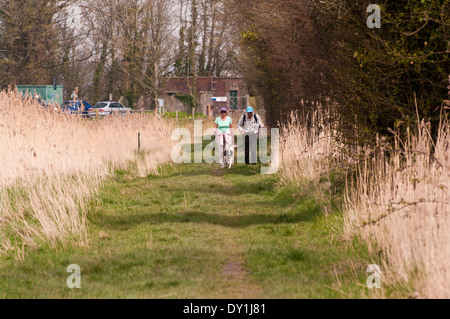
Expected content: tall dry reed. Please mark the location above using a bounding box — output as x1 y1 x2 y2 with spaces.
344 115 450 298
279 106 347 217
0 90 174 254
280 103 450 298
280 106 342 186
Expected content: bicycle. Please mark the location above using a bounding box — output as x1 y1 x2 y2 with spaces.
217 133 235 169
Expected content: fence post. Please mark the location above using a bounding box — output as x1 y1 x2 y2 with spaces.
138 133 141 152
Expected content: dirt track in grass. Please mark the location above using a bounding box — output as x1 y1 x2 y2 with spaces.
0 163 372 298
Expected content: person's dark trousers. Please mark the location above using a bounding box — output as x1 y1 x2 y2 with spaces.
245 134 258 165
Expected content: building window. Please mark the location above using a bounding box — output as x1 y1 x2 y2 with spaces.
230 90 238 110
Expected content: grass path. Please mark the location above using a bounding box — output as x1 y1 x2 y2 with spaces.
0 162 372 298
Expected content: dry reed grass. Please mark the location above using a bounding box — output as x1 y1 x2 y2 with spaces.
0 90 174 254
345 115 450 298
280 103 450 298
280 107 342 186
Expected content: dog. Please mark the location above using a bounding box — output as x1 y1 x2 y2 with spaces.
225 145 237 169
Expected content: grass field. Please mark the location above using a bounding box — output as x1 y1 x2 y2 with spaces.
0 159 376 299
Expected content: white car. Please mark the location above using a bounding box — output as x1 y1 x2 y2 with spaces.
87 101 132 118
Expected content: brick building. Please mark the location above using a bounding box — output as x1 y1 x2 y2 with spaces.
156 77 249 116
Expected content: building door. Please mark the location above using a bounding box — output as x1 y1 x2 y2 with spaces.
230 90 238 110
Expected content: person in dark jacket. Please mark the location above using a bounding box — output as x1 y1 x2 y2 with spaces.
237 107 264 165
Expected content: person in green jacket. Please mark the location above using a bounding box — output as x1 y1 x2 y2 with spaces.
215 107 234 168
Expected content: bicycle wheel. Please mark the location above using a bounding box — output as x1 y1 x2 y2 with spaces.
223 135 227 166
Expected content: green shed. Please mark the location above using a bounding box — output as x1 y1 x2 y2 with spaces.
16 85 64 106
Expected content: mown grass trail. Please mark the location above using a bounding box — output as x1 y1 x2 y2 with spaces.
0 162 372 298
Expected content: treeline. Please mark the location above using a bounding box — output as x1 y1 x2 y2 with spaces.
233 0 449 143
1 0 448 138
0 0 239 109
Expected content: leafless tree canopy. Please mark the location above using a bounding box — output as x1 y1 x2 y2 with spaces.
0 0 448 142
0 0 241 109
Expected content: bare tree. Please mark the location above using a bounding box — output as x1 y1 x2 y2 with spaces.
144 0 177 110
0 0 76 87
80 0 175 108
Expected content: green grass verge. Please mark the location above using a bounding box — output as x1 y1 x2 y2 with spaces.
0 161 377 298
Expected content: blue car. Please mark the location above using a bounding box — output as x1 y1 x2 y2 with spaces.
63 100 92 117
